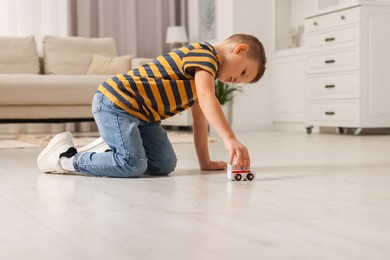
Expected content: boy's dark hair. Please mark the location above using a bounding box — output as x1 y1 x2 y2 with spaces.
226 34 267 83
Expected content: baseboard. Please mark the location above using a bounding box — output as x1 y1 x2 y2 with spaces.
0 122 98 135
273 122 308 133
273 123 390 135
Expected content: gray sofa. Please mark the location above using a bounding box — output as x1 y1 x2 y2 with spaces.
0 35 151 123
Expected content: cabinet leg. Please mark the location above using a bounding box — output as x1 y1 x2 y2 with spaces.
306 126 313 134
338 127 346 134
353 128 362 136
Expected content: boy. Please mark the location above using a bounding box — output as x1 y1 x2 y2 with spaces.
37 34 266 177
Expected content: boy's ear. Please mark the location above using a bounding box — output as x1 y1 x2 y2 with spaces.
233 44 249 54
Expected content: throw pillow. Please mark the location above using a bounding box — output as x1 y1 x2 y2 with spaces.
87 54 133 75
0 36 40 74
43 35 117 75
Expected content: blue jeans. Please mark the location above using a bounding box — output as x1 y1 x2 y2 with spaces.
73 92 177 177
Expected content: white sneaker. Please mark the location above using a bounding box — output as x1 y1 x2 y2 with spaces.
77 137 111 153
37 132 78 173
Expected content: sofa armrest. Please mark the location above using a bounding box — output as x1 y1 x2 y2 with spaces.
131 58 153 68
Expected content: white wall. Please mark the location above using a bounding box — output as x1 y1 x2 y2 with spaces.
188 0 274 131
222 0 274 131
187 0 200 43
215 0 234 41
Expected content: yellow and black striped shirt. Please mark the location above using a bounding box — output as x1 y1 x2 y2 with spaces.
97 42 219 122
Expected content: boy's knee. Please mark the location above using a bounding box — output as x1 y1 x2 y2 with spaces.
118 159 148 178
165 157 177 174
146 157 177 175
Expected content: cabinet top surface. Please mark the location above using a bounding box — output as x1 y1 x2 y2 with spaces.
304 0 390 19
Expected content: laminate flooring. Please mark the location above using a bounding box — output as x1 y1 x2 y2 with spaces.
0 131 389 260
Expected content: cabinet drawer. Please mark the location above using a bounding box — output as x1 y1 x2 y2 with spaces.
307 72 360 99
305 7 360 32
306 100 359 125
307 48 359 73
306 25 360 51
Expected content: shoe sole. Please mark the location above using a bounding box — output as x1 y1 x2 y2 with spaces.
37 132 74 169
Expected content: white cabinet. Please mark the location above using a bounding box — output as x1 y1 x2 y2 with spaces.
272 0 314 127
304 2 390 134
272 49 306 123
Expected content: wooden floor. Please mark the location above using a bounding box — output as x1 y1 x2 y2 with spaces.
1 131 390 260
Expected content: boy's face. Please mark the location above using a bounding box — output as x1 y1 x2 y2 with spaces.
217 44 259 84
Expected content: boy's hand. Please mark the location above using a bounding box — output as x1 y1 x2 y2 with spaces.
193 68 251 171
224 138 250 170
200 160 227 171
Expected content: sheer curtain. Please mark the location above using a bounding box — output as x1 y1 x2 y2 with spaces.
68 0 187 57
0 0 70 54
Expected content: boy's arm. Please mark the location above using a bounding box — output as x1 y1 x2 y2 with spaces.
191 102 226 170
194 68 250 170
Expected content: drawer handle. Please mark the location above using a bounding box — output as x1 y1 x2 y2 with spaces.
325 37 335 42
325 112 335 116
313 21 318 26
325 84 335 88
341 15 346 20
325 59 335 64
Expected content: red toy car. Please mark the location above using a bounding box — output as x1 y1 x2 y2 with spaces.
227 164 255 181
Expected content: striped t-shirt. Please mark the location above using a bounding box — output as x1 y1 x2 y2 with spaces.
97 42 220 122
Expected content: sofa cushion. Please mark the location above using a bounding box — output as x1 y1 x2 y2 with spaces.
0 36 40 74
0 74 110 105
43 36 117 75
87 54 133 75
131 58 154 69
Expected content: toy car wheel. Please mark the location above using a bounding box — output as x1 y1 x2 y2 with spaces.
234 174 242 181
246 173 254 181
